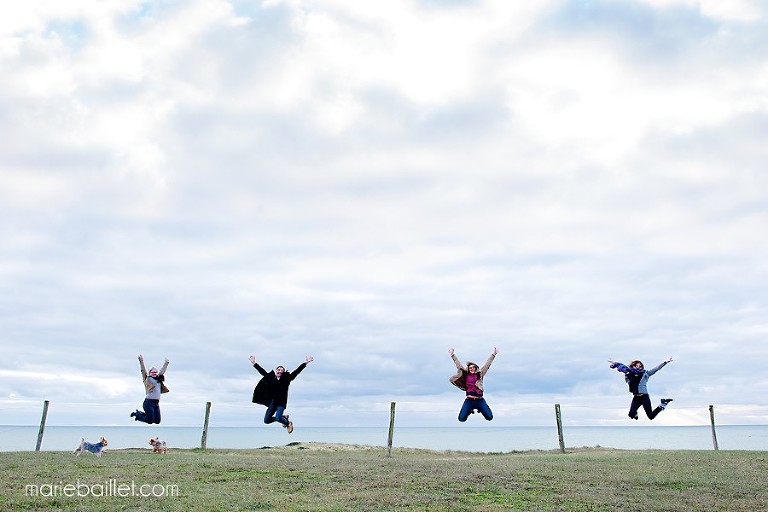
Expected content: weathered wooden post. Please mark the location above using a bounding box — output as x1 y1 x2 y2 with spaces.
200 401 212 449
35 400 50 452
555 403 565 453
387 401 396 457
709 405 719 451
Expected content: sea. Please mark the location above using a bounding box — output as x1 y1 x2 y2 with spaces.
2 425 767 452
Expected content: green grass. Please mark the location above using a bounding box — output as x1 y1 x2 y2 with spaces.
2 443 766 511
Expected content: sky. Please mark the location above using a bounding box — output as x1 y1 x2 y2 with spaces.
1 0 767 430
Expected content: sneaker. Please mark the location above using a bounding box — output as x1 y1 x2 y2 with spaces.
660 398 673 407
629 413 638 420
130 410 137 419
287 421 294 434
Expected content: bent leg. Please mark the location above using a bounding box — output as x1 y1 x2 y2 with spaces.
134 409 148 423
135 399 156 424
274 405 289 426
645 396 664 420
476 398 493 421
264 401 277 424
145 400 161 424
458 398 475 422
640 395 659 420
151 402 162 424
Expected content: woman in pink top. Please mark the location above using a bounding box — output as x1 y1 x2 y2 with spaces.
449 347 498 422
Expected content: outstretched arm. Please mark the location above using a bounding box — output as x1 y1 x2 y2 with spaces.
291 356 313 379
249 355 269 376
159 358 170 375
480 347 498 374
448 348 464 371
609 359 630 373
647 356 673 376
138 355 147 379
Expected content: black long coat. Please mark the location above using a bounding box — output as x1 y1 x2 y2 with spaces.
251 362 307 408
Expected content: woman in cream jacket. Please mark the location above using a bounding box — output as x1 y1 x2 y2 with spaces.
449 347 498 422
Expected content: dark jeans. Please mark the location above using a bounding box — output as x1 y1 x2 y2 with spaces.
264 401 289 426
629 394 663 420
458 396 493 422
135 399 161 424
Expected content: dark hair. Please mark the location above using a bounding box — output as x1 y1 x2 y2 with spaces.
629 360 643 368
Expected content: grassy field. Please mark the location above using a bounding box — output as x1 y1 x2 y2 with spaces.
1 442 766 511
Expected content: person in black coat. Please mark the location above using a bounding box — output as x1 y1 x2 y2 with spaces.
250 354 313 433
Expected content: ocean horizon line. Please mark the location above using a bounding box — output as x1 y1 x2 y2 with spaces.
3 424 768 452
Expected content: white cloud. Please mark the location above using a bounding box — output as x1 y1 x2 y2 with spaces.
1 0 767 429
640 0 765 22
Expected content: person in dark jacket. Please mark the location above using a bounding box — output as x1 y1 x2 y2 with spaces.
250 355 313 433
609 356 673 420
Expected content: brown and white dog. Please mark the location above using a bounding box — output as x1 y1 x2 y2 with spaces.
73 437 108 457
149 437 167 454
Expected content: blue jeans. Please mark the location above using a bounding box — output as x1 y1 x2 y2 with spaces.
458 396 493 422
264 401 289 426
135 399 161 424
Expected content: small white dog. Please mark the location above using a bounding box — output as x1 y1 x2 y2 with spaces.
73 437 108 457
149 437 167 454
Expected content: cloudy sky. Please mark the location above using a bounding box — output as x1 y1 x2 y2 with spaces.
1 0 767 430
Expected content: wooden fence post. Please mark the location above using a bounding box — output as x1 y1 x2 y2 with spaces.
709 405 719 451
201 401 212 449
35 400 50 452
387 401 396 457
555 403 565 453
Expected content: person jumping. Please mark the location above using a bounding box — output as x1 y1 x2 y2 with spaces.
609 356 673 420
449 347 498 422
250 354 313 433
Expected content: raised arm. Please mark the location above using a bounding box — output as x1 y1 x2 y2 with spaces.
249 355 269 377
138 355 147 380
609 359 629 373
448 348 464 371
290 356 313 379
479 347 498 375
158 358 170 375
647 356 673 376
